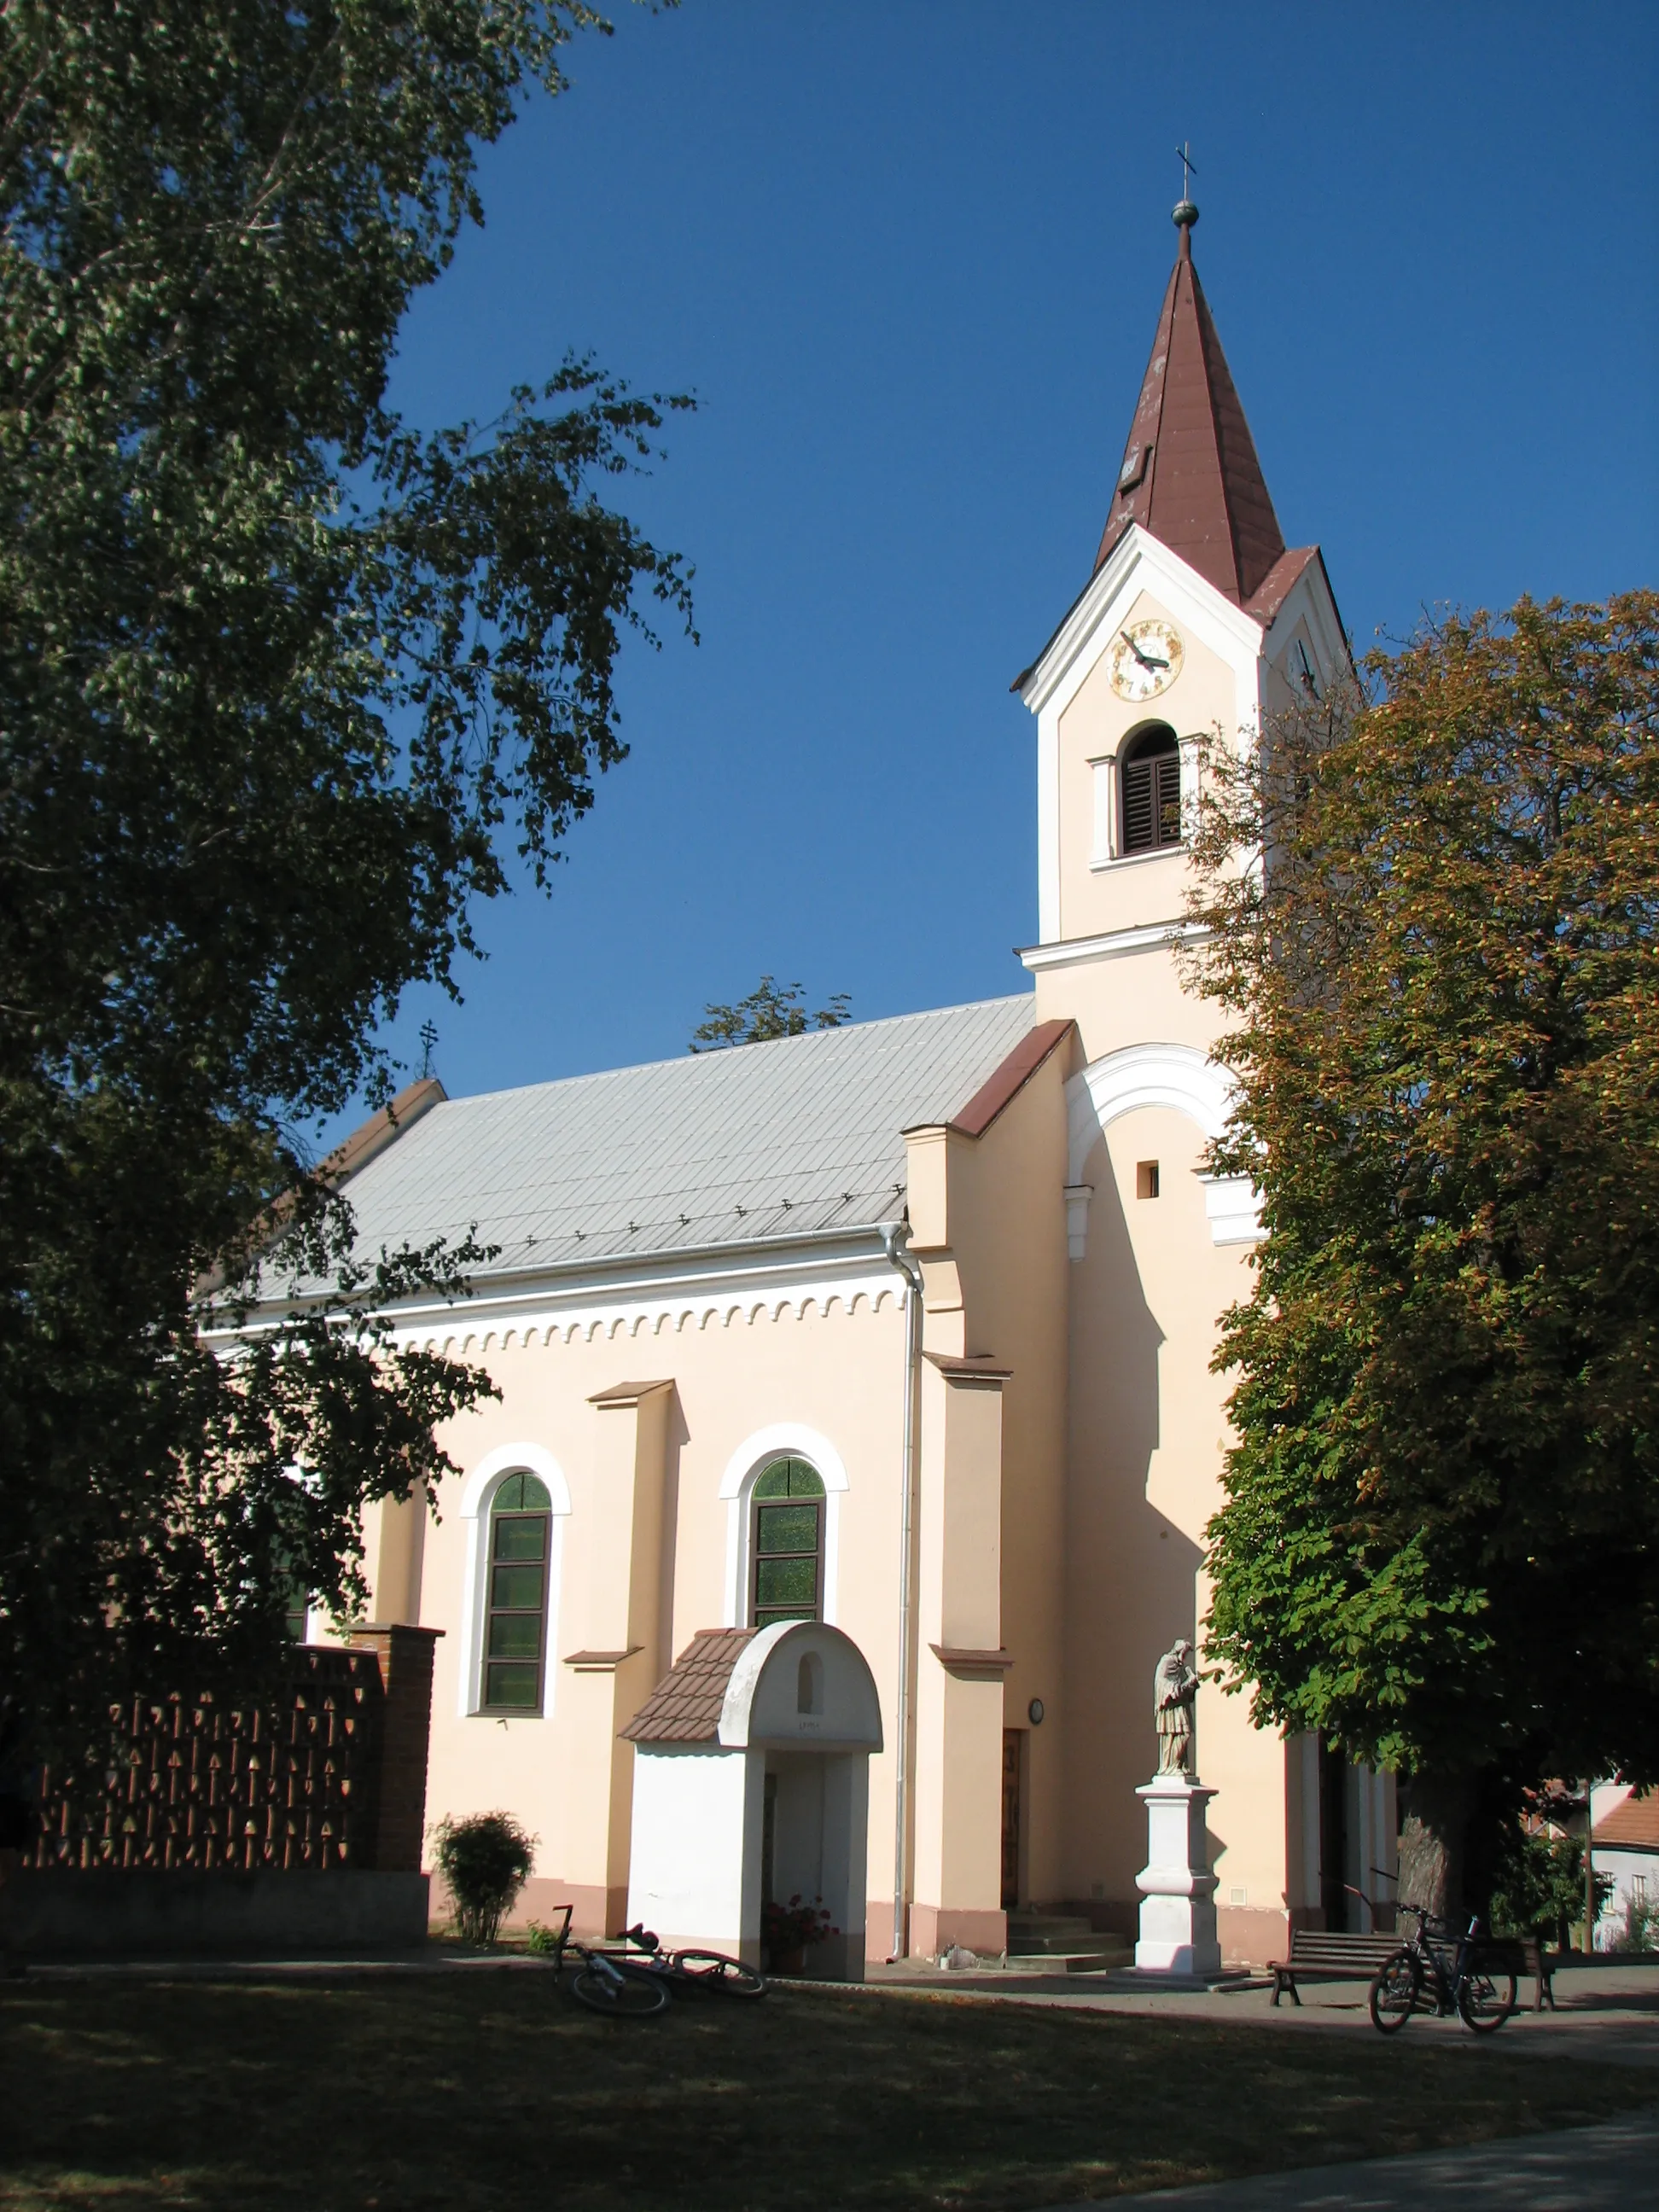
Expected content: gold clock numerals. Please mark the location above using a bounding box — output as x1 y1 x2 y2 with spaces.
1109 619 1184 701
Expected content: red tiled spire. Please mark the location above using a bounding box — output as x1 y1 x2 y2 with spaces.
1096 206 1286 605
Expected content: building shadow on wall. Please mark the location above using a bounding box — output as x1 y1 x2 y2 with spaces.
1063 1146 1204 1927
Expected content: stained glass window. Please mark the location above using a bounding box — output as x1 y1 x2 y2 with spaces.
483 1471 551 1713
749 1457 825 1629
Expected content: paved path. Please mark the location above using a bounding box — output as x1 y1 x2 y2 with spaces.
864 1957 1659 2069
1035 2108 1659 2209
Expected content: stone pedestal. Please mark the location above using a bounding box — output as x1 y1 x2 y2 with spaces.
1134 1776 1221 1976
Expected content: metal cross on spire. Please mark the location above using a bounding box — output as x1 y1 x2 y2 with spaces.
1173 142 1199 238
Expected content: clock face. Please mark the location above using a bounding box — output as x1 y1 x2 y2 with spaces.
1108 618 1184 702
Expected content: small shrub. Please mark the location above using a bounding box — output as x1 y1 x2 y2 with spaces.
524 1918 563 1958
430 1812 536 1947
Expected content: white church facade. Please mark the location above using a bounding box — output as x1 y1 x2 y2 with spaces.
318 208 1395 1972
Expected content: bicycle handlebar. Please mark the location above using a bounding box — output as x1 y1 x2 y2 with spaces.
1396 1903 1482 1941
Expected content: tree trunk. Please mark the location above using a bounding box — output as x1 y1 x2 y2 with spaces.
1396 1771 1478 1925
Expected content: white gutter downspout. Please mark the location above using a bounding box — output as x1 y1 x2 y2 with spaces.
881 1220 924 1964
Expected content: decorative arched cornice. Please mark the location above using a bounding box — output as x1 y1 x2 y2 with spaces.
717 1423 849 1500
1066 1041 1235 1185
1064 1042 1261 1251
459 1441 573 1521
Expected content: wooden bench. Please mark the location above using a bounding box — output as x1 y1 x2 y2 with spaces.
1269 1930 1400 2005
1480 1936 1556 2012
1269 1927 1557 2011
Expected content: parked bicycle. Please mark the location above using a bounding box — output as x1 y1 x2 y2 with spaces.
1369 1903 1517 2034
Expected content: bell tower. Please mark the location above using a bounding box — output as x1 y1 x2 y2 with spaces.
1013 195 1347 1056
1016 198 1363 1965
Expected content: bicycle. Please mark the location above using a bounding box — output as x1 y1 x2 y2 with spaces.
1368 1903 1517 2035
523 1909 766 2016
608 1922 767 2000
522 1906 670 2017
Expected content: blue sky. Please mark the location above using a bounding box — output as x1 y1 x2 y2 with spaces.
336 0 1657 1135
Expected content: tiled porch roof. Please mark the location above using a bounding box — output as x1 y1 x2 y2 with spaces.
620 1629 757 1744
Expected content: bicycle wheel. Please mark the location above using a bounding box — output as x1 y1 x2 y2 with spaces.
669 1949 767 1998
571 1962 670 2017
1369 1949 1421 2034
1458 1965 1516 2034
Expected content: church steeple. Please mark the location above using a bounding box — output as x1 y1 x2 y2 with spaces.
1095 201 1286 606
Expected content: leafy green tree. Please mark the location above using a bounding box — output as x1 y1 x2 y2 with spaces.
1488 1807 1610 1947
1185 595 1659 1919
0 2 692 1756
690 976 851 1051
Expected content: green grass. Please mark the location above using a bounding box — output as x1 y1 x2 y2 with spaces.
0 1969 1652 2209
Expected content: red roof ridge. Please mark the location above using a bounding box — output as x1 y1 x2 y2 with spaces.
321 1076 446 1190
946 1017 1074 1138
1096 233 1285 606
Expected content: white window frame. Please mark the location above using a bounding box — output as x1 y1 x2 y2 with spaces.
1088 722 1200 870
718 1423 848 1631
457 1442 572 1719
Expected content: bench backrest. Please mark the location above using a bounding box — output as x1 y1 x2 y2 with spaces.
1286 1930 1401 1967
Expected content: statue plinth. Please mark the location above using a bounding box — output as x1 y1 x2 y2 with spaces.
1134 1775 1222 1977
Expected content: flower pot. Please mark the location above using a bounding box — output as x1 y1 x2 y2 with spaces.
768 1944 806 1976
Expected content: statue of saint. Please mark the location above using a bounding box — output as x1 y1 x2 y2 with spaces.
1153 1639 1199 1778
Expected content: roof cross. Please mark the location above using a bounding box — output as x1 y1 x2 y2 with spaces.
1176 142 1198 200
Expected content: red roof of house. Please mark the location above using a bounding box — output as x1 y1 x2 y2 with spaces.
1096 218 1287 606
1595 1791 1659 1851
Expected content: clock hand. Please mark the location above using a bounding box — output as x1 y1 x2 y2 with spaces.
1121 631 1163 671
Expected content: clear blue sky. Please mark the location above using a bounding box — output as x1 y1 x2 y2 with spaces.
337 0 1657 1133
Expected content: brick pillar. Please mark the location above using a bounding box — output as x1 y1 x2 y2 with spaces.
349 1625 443 1873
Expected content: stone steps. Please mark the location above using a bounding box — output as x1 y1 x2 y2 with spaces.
1006 1912 1132 1972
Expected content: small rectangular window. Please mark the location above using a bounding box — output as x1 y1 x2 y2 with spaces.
1137 1161 1160 1200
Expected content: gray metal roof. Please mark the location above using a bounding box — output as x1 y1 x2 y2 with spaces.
331 996 1035 1279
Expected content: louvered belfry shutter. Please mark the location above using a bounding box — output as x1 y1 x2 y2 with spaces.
1154 749 1181 845
1121 732 1181 853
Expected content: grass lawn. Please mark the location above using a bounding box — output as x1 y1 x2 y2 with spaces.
2 1968 1654 2210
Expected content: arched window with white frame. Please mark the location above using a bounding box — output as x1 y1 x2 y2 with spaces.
719 1425 848 1630
481 1473 552 1712
457 1445 571 1720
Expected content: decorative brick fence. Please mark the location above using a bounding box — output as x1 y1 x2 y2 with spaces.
13 1627 439 1959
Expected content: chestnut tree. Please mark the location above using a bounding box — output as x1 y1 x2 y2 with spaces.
1186 594 1659 1918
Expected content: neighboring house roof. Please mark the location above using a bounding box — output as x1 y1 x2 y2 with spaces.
621 1629 756 1743
1595 1791 1659 1852
321 995 1037 1281
1095 218 1289 607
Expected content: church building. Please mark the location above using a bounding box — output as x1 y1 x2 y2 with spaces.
320 202 1394 1972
